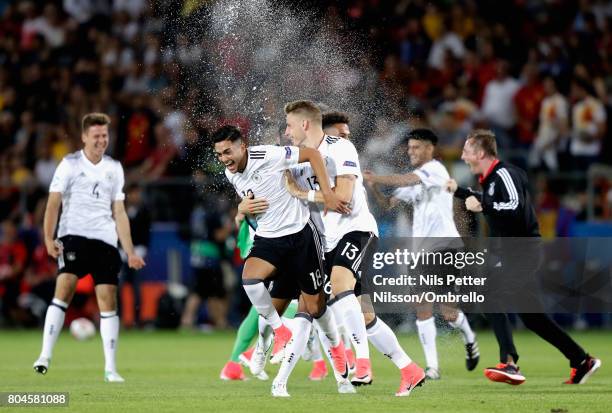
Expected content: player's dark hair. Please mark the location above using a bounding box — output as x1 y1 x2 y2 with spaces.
467 129 498 157
82 113 110 133
322 111 350 129
284 100 322 124
212 125 246 145
405 128 438 146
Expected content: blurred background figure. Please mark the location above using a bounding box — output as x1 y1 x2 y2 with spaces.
180 178 233 331
0 219 27 325
119 183 151 328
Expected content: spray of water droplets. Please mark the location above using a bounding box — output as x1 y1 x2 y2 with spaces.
171 0 401 147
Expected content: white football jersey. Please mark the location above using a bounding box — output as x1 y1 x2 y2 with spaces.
317 136 378 252
571 96 606 156
49 150 125 247
225 145 310 238
392 159 460 238
289 159 329 249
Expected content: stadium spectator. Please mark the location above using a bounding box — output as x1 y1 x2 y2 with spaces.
528 76 569 171
569 77 607 170
427 17 466 71
22 228 57 319
118 183 150 328
481 60 520 149
514 63 545 146
0 219 28 324
34 136 58 189
181 198 232 330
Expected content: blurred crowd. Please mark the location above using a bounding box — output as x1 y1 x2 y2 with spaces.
1 0 611 328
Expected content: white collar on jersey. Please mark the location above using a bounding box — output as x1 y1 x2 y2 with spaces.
81 149 105 167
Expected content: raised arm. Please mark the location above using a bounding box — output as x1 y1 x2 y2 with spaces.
363 170 422 188
364 180 395 210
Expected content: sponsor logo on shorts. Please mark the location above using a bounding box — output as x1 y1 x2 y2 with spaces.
66 252 76 261
343 160 357 167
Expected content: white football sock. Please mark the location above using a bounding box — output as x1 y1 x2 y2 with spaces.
330 302 351 348
308 326 324 361
243 280 283 329
367 317 411 369
313 306 341 347
448 311 476 344
39 298 68 359
258 315 272 344
334 292 369 359
416 317 438 370
100 311 119 373
275 313 312 383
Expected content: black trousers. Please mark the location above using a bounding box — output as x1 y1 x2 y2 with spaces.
487 313 588 368
486 244 587 369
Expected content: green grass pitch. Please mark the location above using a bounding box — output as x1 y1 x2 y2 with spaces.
2 329 610 412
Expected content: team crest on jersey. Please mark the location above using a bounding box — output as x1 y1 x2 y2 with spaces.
488 182 495 196
252 171 262 184
105 172 114 181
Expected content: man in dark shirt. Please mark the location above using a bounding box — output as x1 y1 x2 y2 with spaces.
447 129 601 385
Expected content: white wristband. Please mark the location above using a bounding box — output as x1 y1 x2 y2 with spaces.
307 190 316 203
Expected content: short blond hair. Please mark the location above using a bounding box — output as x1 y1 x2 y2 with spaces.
82 113 111 133
284 100 322 124
467 129 497 157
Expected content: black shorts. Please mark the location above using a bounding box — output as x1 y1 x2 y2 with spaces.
249 221 325 295
192 266 226 299
268 273 301 300
57 235 122 286
325 231 378 279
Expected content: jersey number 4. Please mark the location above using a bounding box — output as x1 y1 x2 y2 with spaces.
92 183 100 199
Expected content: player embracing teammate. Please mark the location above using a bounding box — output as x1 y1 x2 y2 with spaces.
213 123 354 397
282 101 426 396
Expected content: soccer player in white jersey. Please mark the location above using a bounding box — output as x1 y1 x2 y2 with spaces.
236 196 356 396
284 100 412 390
33 113 146 382
213 125 352 397
363 128 479 380
283 108 425 396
